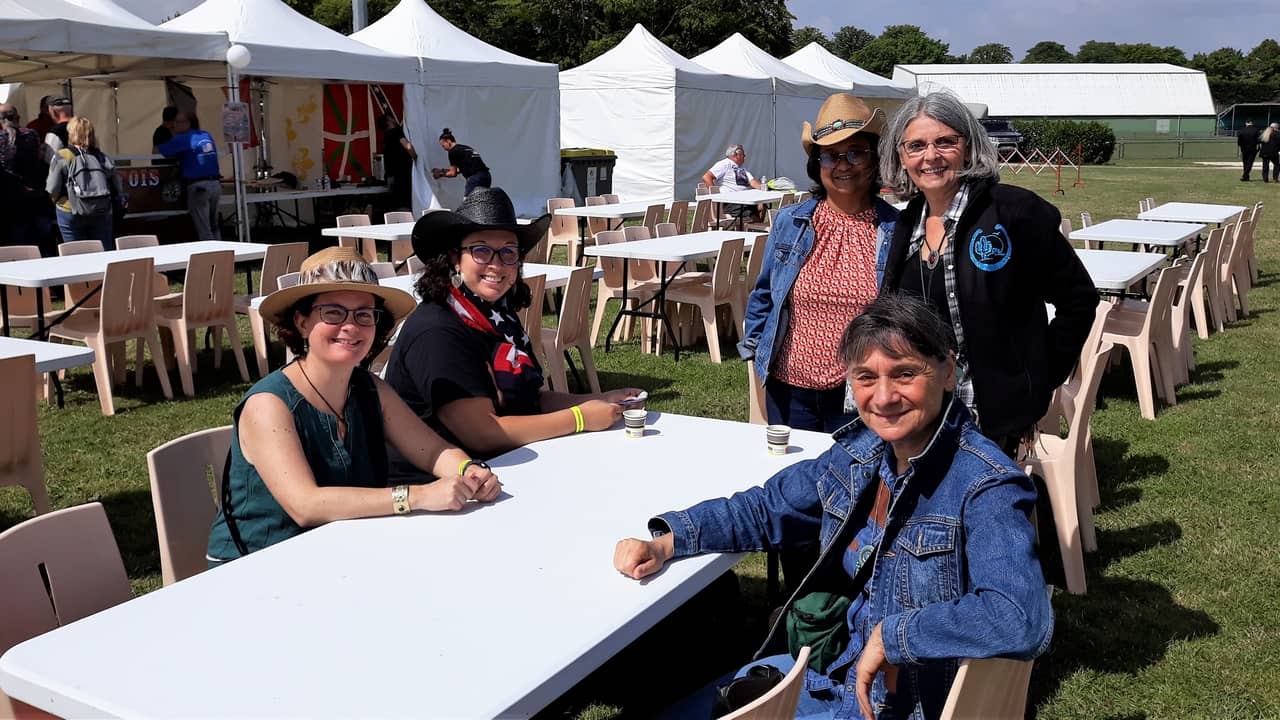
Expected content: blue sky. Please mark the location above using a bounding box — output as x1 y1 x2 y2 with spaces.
788 0 1279 59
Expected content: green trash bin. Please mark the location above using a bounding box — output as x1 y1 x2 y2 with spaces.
560 148 617 203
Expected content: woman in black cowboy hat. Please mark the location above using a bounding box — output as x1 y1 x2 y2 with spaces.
383 188 643 473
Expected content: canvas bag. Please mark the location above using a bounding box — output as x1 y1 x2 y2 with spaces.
66 147 115 216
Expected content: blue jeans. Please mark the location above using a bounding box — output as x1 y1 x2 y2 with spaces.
55 208 114 249
464 169 492 196
658 653 843 720
764 378 857 433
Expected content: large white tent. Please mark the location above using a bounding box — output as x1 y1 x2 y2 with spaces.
352 0 559 216
560 25 773 201
782 43 914 101
693 33 842 190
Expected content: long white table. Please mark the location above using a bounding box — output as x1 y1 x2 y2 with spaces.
1075 249 1168 291
319 217 535 243
707 190 786 231
0 241 271 339
1069 219 1204 252
0 412 834 719
584 230 766 360
0 336 96 407
1137 201 1246 226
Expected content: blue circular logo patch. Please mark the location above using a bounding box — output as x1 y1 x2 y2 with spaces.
969 223 1012 272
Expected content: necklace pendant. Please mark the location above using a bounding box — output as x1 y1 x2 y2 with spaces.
926 249 940 270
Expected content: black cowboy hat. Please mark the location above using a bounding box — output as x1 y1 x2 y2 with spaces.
411 187 551 261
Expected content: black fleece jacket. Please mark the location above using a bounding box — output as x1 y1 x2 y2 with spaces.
881 179 1100 439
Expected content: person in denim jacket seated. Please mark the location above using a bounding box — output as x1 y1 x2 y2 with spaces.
616 293 1052 720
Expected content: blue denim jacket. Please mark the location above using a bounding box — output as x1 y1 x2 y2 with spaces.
654 400 1053 719
738 196 899 384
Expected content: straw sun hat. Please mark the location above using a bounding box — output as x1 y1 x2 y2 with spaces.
257 246 416 327
801 94 887 154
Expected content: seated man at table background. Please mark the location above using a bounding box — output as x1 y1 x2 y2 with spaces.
703 143 764 223
614 293 1053 720
383 187 642 471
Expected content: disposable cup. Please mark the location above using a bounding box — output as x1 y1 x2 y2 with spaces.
766 424 791 455
623 409 647 438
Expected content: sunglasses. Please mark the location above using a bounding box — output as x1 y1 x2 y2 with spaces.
818 148 872 168
462 244 520 266
899 135 964 158
311 304 383 327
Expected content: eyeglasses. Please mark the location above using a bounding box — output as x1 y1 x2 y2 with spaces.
818 148 872 168
462 244 520 266
899 135 964 157
311 304 383 327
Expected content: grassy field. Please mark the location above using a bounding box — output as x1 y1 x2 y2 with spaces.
2 160 1277 718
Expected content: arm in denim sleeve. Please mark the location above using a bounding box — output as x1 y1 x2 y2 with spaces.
652 449 843 558
879 470 1053 666
738 224 781 360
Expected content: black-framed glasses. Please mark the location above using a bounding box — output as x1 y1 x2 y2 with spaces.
899 134 964 157
818 148 872 168
312 304 383 327
462 244 520 266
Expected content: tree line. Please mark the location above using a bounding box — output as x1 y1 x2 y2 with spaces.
285 0 1276 109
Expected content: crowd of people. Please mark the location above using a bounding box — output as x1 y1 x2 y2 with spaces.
199 90 1099 719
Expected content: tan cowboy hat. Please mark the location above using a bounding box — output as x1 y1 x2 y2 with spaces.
801 94 887 154
257 246 417 326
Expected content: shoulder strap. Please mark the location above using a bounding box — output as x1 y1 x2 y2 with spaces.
220 401 251 558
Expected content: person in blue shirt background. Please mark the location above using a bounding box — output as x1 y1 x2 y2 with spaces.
158 111 221 242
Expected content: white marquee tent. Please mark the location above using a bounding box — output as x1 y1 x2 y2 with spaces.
782 43 914 101
693 33 843 190
352 0 559 216
560 25 774 201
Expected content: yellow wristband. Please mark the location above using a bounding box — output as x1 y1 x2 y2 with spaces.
570 405 585 433
458 459 472 477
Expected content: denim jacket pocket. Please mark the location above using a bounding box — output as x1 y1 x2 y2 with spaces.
816 471 850 548
894 520 961 609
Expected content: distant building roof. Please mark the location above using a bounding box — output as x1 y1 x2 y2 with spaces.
891 63 1215 117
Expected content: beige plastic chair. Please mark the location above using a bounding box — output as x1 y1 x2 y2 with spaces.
1040 303 1110 436
654 222 678 238
690 197 731 232
518 273 549 377
580 195 609 266
147 426 231 586
589 230 660 347
545 197 579 266
667 200 689 233
664 236 746 363
0 246 55 334
939 656 1035 720
0 354 52 515
741 234 768 309
336 213 377 263
1101 266 1178 420
116 234 182 303
369 261 397 279
1245 202 1262 282
383 211 415 271
156 250 250 397
745 208 775 233
233 241 308 378
0 502 132 719
1161 253 1208 385
58 239 105 313
541 266 601 393
1058 217 1071 238
720 647 810 720
602 193 620 204
641 203 665 236
1027 342 1114 594
1220 218 1252 321
50 257 173 416
406 256 425 274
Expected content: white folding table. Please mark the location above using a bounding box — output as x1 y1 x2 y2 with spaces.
0 412 834 719
0 241 271 340
553 198 687 248
0 336 96 407
1074 249 1168 292
1069 219 1204 253
1137 202 1247 226
321 218 536 262
708 190 786 230
584 230 765 360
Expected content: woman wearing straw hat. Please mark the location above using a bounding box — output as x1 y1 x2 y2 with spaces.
207 247 501 563
383 187 642 470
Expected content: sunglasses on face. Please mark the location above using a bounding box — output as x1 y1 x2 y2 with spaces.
311 304 383 327
462 244 520 266
899 134 964 158
818 148 872 168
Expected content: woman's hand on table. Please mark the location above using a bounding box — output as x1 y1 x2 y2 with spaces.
412 466 501 512
579 399 623 431
463 463 502 502
613 534 674 580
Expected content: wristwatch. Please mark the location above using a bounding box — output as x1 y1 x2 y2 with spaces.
391 485 410 515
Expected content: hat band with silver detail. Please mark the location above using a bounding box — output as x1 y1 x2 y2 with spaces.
812 118 867 141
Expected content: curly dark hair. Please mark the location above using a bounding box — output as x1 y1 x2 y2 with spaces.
413 248 532 310
274 293 398 367
806 132 881 202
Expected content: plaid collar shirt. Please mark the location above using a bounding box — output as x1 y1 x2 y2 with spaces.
907 182 976 420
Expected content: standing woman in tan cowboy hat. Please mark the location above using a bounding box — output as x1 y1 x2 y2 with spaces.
383 187 642 472
207 247 501 563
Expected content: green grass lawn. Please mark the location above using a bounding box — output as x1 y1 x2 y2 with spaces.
3 161 1277 718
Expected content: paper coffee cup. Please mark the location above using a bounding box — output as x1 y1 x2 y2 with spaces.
623 409 647 438
766 424 791 455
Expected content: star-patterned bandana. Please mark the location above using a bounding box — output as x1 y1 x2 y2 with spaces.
446 283 544 409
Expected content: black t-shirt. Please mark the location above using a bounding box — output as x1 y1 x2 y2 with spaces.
152 125 172 149
383 301 540 478
383 127 412 179
447 143 488 178
897 250 957 347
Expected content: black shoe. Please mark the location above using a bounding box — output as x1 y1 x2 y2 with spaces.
1241 177 1250 181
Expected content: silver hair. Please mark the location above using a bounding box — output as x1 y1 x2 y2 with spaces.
878 92 1001 198
725 143 744 158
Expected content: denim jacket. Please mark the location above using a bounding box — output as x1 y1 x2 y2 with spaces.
654 400 1053 719
738 196 899 385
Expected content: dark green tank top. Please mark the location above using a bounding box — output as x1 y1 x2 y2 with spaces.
207 366 387 561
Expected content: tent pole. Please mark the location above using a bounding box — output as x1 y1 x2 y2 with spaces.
228 63 250 243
